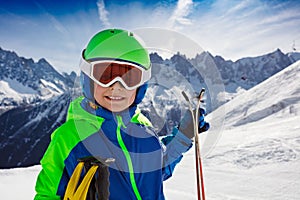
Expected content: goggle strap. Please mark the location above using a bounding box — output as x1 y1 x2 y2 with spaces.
80 58 92 77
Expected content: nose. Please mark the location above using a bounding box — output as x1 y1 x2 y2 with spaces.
110 81 125 90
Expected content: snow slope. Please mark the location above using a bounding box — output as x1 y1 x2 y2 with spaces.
165 114 300 199
0 61 299 199
164 60 300 199
0 166 41 199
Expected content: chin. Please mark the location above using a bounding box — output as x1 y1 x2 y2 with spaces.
108 106 127 112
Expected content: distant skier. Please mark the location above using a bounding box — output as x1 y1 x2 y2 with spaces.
34 29 209 199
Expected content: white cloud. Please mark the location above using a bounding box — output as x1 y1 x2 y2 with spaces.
179 0 300 61
258 7 300 26
168 0 194 29
97 0 111 28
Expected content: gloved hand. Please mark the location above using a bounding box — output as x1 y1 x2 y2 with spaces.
178 108 210 139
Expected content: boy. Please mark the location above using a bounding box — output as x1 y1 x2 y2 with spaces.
34 29 209 199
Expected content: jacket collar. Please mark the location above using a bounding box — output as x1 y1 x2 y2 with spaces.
80 98 137 125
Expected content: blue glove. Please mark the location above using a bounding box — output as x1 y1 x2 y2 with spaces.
178 108 210 139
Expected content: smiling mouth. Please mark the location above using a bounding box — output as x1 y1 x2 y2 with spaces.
105 96 125 101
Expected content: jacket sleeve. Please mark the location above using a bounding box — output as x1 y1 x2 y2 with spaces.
161 127 193 181
34 127 69 200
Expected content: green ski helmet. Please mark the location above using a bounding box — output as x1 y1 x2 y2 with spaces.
80 29 151 105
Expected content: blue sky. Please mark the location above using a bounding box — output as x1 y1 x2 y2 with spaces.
1 0 300 73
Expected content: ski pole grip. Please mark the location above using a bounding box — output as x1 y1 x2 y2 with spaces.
198 88 205 100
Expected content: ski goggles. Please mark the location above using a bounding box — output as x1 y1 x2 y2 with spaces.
80 57 151 90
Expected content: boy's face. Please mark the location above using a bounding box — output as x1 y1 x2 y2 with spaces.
94 82 137 112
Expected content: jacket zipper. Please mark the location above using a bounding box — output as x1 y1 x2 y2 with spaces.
116 115 142 200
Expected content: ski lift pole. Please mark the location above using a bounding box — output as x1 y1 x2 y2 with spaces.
182 88 206 200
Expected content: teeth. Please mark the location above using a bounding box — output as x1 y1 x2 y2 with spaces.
108 96 123 100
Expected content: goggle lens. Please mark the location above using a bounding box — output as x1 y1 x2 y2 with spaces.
92 62 143 88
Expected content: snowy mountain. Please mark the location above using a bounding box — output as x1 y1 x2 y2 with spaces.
0 47 80 168
288 51 300 62
152 48 299 93
0 46 299 169
217 60 300 128
1 61 299 200
207 49 297 99
0 92 76 168
141 49 299 133
0 47 76 113
149 49 299 107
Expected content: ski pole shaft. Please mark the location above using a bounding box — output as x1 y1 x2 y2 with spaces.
182 91 201 199
195 88 206 200
182 89 206 200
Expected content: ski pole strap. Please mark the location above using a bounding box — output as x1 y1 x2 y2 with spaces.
63 157 115 200
64 162 98 200
64 162 85 200
73 165 99 199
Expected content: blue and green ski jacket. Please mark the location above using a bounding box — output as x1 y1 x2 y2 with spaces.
34 97 192 200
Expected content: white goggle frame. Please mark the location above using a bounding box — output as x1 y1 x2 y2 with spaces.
80 57 151 90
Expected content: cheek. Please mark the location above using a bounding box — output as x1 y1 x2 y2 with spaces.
94 85 99 97
129 90 137 103
94 84 105 100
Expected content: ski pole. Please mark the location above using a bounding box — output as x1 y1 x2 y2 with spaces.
182 88 206 200
195 88 206 200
